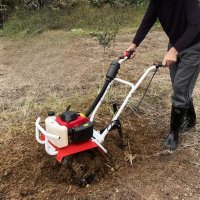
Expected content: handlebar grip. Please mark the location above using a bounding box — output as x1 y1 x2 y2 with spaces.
120 50 134 59
154 62 163 69
124 50 133 58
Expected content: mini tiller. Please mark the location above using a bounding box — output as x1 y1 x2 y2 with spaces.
35 51 162 165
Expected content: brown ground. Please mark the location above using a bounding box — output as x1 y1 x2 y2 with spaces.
0 31 200 200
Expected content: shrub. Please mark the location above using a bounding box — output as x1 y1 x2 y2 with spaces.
1 2 146 37
97 26 119 53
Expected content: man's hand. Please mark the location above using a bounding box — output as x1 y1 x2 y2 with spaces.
126 43 137 58
162 47 178 67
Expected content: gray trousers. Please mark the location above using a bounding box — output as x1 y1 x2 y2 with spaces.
169 42 200 107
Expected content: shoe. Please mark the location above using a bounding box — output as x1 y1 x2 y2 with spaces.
180 99 196 132
164 106 187 150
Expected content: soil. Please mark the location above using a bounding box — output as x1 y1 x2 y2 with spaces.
0 31 200 200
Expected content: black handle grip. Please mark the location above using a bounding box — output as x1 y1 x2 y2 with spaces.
106 61 121 81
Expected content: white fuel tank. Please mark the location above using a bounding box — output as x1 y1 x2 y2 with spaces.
45 116 68 148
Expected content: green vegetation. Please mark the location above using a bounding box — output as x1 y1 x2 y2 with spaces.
96 26 119 53
89 0 148 7
0 2 146 37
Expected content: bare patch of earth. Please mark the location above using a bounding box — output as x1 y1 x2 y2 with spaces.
0 31 200 200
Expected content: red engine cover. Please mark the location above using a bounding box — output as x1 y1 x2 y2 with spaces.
56 115 89 128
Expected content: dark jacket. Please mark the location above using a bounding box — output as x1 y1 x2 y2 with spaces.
133 0 200 52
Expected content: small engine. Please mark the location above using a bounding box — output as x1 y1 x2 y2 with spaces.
45 110 93 148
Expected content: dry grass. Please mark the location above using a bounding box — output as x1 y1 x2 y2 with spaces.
1 30 200 200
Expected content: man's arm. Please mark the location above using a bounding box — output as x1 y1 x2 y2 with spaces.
173 0 200 52
132 0 157 47
127 0 157 53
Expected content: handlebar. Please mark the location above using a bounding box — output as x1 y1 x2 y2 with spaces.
154 62 163 69
107 52 163 82
118 50 134 64
85 54 162 117
119 51 164 69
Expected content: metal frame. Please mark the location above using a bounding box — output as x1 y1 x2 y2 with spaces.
91 65 157 144
35 117 59 155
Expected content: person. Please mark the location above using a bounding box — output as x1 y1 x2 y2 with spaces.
126 0 200 150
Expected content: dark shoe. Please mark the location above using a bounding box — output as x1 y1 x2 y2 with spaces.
164 131 179 150
180 100 196 132
164 106 187 150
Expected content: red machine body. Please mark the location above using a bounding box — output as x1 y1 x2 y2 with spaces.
53 140 97 162
56 115 89 128
42 114 97 162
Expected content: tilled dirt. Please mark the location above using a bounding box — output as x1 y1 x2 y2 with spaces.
0 31 200 200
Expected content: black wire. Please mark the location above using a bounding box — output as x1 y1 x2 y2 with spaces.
136 68 158 110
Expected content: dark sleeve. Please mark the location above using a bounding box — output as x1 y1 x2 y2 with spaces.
132 0 157 46
173 0 200 52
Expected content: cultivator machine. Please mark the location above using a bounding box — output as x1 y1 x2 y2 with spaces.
35 51 162 166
